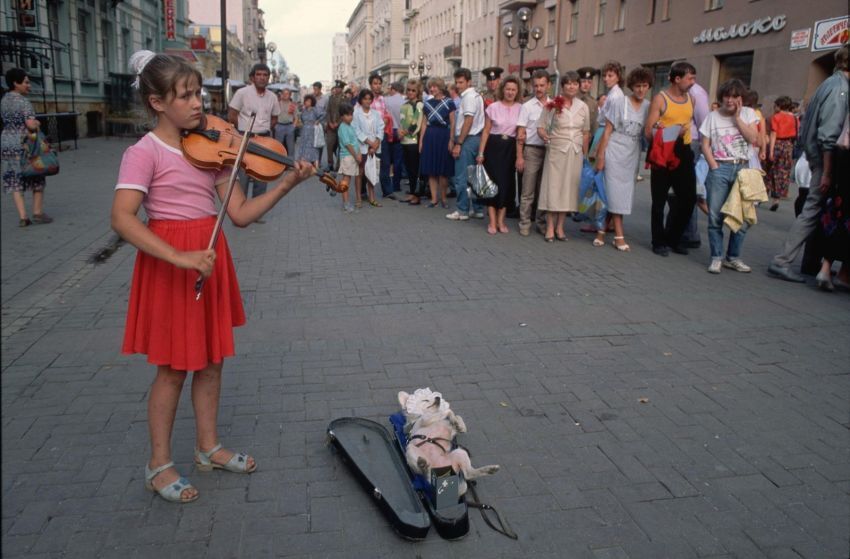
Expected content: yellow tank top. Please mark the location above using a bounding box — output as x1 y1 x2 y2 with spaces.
659 91 694 144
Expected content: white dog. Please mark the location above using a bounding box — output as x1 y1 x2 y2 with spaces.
398 388 499 495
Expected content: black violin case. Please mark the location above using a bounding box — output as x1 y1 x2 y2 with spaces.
327 416 471 540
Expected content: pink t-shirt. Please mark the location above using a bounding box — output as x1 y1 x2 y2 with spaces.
486 101 521 137
115 132 228 220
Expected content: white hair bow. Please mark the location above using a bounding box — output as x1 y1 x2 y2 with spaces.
129 50 157 89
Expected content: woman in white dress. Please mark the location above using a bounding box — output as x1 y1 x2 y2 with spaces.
594 67 654 251
536 71 590 242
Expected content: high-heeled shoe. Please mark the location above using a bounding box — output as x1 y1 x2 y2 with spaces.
815 271 834 292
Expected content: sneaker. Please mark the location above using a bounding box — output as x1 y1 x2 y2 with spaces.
472 211 485 219
32 213 53 224
446 211 469 221
343 206 354 213
723 259 751 273
707 258 722 274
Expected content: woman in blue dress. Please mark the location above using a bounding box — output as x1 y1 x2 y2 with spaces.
296 94 321 167
1 68 52 227
419 77 456 208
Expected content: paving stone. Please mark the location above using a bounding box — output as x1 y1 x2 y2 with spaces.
2 138 849 557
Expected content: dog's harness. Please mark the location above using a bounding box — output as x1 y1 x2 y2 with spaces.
409 435 453 454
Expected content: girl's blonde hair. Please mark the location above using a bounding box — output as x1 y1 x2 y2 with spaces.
132 51 202 115
406 78 422 99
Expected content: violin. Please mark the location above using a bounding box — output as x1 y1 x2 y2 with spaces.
180 114 348 193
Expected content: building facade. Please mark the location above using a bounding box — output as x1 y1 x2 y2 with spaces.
346 0 374 85
1 0 193 137
332 32 348 81
497 0 848 104
462 0 498 87
406 0 460 81
370 0 408 82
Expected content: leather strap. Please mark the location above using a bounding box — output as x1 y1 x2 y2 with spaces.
465 480 518 540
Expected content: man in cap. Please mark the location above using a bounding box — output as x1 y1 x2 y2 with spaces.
481 66 504 108
324 79 346 171
576 67 600 138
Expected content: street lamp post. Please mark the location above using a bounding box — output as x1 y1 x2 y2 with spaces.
267 42 277 81
502 7 542 95
409 54 431 79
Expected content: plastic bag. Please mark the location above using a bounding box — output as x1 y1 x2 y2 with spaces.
313 123 326 148
695 154 708 198
578 160 599 213
364 153 379 186
466 164 498 199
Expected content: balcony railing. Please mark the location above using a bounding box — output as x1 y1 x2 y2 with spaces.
443 33 462 60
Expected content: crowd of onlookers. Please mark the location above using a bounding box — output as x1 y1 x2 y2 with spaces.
246 45 848 292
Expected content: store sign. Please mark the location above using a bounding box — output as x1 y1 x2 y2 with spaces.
164 0 176 40
789 28 811 51
190 36 207 50
812 16 849 52
693 15 786 44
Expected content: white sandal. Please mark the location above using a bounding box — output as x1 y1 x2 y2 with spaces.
145 462 199 503
195 443 257 473
612 236 630 252
592 230 606 247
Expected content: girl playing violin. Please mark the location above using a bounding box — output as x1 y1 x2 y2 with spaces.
111 51 315 503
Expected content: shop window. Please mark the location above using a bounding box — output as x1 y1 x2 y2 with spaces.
567 0 580 42
717 51 753 87
644 61 671 97
595 0 606 35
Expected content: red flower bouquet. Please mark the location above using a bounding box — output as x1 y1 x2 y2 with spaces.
546 96 567 114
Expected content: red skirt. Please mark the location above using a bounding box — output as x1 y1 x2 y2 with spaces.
121 216 246 371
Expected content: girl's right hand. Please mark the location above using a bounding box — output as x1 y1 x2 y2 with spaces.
173 249 216 277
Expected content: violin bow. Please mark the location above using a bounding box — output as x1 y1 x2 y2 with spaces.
194 112 256 301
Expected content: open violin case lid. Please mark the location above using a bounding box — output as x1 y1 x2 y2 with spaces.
327 417 431 540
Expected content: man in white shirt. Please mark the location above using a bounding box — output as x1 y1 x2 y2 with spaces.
447 68 485 221
515 69 551 235
228 63 280 201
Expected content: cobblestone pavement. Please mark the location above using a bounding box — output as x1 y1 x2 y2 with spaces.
2 138 849 559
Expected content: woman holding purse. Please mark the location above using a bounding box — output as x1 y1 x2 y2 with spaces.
2 68 53 227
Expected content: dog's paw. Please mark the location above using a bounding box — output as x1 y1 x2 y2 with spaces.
482 465 500 475
416 457 429 473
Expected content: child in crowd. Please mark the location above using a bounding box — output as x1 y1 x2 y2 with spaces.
699 78 760 275
336 104 360 212
111 51 314 503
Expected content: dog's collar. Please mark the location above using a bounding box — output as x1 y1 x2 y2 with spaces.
409 434 452 454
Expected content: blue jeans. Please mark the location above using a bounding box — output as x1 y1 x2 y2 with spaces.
274 123 296 158
706 162 748 259
380 131 404 196
453 135 483 214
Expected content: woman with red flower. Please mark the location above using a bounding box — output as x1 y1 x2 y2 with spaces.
536 71 590 242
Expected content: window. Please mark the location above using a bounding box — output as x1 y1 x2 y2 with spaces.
705 0 722 10
595 0 606 35
568 1 579 42
615 0 625 30
644 61 671 97
648 0 656 23
77 10 94 80
102 20 113 74
661 0 670 20
122 28 131 72
546 7 556 45
718 51 753 87
47 0 66 75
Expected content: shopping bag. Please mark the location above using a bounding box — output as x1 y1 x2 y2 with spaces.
20 130 60 178
313 123 326 148
695 154 709 198
466 164 498 199
364 153 379 186
577 160 598 213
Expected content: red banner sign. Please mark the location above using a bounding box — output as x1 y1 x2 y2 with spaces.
164 0 176 40
190 36 206 50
